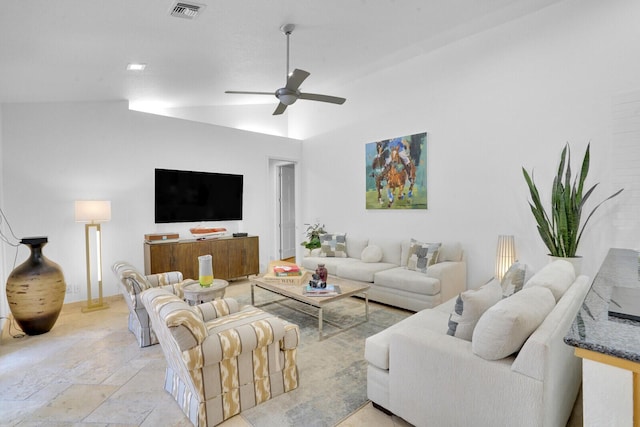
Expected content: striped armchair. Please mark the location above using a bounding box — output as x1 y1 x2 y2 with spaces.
141 287 299 427
112 261 195 347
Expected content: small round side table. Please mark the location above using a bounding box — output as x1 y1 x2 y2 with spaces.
183 279 229 305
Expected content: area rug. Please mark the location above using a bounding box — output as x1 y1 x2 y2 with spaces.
235 290 410 427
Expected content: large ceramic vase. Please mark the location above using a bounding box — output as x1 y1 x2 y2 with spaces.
6 237 67 335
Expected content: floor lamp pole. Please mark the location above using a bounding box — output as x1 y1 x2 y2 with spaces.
81 222 108 313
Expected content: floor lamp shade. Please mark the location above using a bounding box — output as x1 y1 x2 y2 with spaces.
75 200 111 312
75 200 111 223
495 235 516 281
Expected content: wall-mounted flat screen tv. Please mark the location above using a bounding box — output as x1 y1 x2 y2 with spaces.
155 168 243 223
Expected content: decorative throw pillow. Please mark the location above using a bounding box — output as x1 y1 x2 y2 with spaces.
319 233 347 258
406 239 441 273
523 259 575 301
471 286 556 360
361 245 383 263
447 279 503 341
501 261 534 298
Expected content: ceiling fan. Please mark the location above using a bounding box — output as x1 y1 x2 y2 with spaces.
225 24 346 115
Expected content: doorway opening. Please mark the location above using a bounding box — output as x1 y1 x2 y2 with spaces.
277 163 296 262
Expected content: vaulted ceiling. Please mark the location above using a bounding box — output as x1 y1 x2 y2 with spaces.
0 0 563 135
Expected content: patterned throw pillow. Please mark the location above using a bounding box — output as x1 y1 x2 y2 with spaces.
447 279 503 341
406 239 441 273
501 261 534 298
319 233 347 258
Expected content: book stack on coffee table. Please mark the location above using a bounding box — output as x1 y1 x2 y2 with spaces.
303 284 341 297
273 264 302 277
262 261 309 285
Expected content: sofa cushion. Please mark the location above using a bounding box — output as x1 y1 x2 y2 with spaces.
361 245 383 263
301 256 358 275
523 260 575 301
319 232 347 258
406 239 441 273
365 308 450 370
438 242 464 262
472 286 555 360
501 261 534 297
373 267 440 296
368 238 402 265
400 239 412 267
337 261 397 283
447 279 502 341
346 237 369 259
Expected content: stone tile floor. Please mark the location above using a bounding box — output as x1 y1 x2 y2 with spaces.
0 279 581 426
0 280 411 426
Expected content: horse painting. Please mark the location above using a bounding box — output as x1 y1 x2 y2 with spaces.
366 132 427 210
371 141 416 207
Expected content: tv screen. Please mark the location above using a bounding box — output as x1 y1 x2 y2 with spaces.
155 168 243 223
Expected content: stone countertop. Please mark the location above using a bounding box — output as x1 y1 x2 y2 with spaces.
564 248 640 362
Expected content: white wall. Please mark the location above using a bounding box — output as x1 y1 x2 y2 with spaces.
0 104 6 329
298 0 640 287
0 101 302 304
2 0 639 314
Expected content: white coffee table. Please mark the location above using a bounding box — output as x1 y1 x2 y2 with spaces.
183 279 228 305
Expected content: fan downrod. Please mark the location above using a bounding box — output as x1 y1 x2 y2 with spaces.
280 23 295 78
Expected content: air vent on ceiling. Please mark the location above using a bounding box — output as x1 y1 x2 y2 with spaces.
170 1 205 19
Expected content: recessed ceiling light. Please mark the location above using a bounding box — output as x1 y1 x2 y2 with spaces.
126 63 147 71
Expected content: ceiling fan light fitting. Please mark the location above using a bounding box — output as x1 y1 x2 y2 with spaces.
278 94 298 106
280 23 295 35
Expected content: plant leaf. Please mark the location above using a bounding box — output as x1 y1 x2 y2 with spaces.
522 142 623 257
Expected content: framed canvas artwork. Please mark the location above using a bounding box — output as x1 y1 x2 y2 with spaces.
365 132 427 209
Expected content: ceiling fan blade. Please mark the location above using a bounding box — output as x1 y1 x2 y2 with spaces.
285 69 310 91
225 91 274 96
273 102 288 115
299 92 347 105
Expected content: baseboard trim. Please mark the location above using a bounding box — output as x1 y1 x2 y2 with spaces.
372 401 394 416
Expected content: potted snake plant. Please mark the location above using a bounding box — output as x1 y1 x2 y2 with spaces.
522 143 623 271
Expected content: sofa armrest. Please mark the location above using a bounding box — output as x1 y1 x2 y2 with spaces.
146 271 184 287
388 329 539 426
426 261 466 302
159 278 196 299
194 298 242 321
282 322 300 350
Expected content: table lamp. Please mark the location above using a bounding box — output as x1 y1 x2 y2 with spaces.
495 235 516 281
75 200 111 312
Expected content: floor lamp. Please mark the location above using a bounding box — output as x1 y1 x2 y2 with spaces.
495 235 516 281
75 200 111 313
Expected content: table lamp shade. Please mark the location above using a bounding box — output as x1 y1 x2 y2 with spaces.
75 201 111 223
495 235 516 281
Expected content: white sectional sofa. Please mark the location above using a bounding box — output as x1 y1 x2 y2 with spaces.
301 235 466 312
364 260 590 427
